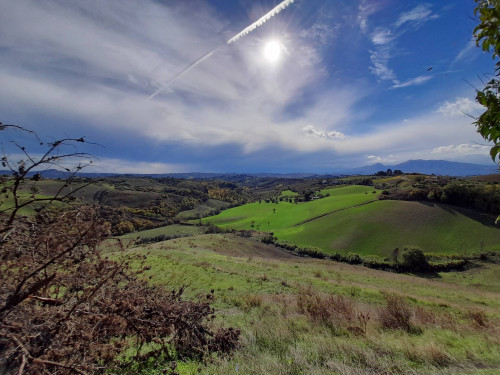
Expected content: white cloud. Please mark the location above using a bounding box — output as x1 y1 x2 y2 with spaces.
300 22 337 46
432 144 490 157
88 158 190 174
437 97 483 117
395 4 437 28
302 125 348 140
367 4 437 84
0 0 490 170
452 40 478 65
366 155 382 162
371 27 394 45
0 0 339 155
357 0 384 33
391 75 431 89
369 47 396 81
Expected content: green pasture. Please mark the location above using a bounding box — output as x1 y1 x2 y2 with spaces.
280 189 298 197
276 200 500 257
126 234 500 311
118 234 500 374
203 185 499 257
202 185 380 232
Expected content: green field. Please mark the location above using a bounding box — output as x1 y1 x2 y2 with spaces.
277 200 500 256
203 185 380 232
203 185 500 257
117 234 500 374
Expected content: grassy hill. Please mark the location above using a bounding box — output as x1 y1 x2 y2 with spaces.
202 185 380 232
117 233 500 374
203 185 500 256
278 200 500 256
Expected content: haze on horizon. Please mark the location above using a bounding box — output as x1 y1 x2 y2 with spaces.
0 0 497 174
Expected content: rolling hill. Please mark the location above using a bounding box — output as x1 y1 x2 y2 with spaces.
203 185 500 256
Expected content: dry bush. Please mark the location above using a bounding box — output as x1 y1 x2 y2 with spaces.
242 294 263 310
413 306 437 327
378 292 414 332
296 287 358 329
468 309 488 327
403 342 454 367
0 206 240 374
0 125 239 374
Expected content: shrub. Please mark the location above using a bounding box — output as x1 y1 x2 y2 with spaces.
0 125 240 374
296 287 356 327
378 293 413 332
400 246 430 272
344 253 363 265
243 294 263 310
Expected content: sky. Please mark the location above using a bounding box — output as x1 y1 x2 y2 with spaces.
0 0 497 174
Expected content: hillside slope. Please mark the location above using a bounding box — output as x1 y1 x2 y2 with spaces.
276 200 500 256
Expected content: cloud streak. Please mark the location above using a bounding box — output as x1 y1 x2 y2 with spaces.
366 4 437 87
147 0 295 100
395 4 437 28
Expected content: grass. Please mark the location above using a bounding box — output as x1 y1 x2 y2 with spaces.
115 233 500 374
202 185 499 257
119 224 204 239
276 200 500 257
280 189 299 197
202 185 380 232
176 199 230 220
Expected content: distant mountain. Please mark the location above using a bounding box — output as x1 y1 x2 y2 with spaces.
350 159 497 177
0 160 496 179
0 169 324 180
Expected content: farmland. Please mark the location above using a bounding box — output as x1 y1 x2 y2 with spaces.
203 185 500 257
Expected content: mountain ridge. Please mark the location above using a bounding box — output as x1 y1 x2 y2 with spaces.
0 159 496 179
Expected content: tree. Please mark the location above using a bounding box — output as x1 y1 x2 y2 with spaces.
473 0 500 166
400 246 429 272
0 124 239 374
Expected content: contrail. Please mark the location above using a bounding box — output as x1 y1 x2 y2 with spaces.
227 0 294 44
147 0 295 101
146 47 222 101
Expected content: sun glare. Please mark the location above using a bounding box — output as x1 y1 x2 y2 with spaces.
263 40 282 63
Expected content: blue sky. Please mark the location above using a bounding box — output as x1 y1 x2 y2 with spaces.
0 0 497 173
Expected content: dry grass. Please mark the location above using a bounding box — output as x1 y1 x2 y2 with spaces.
467 309 488 327
378 292 414 332
242 294 263 310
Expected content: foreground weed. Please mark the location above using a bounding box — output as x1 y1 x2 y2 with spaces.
379 292 414 332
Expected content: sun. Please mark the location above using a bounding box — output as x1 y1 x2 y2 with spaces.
263 40 282 63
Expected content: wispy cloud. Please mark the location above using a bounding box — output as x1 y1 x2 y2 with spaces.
391 75 432 89
371 27 395 45
357 0 385 33
300 22 337 46
395 4 438 28
432 144 490 157
452 40 477 65
366 4 437 85
369 47 396 81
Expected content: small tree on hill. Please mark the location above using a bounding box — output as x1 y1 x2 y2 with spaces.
400 246 430 272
